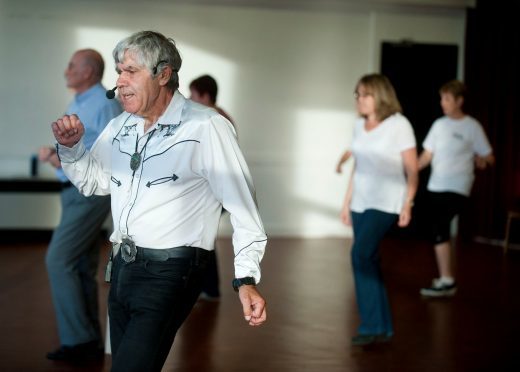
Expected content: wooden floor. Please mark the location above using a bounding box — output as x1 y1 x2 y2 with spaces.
0 236 519 372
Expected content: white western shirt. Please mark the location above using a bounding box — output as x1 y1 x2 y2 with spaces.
57 90 267 282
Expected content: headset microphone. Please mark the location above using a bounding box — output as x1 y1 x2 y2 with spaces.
106 86 117 99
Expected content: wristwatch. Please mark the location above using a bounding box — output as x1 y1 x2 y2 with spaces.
232 277 256 292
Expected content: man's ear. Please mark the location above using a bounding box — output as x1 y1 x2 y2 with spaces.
158 66 172 87
83 65 94 80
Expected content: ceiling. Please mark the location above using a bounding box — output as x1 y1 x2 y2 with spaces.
70 0 476 13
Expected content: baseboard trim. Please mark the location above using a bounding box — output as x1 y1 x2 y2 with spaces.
0 229 110 245
473 235 520 250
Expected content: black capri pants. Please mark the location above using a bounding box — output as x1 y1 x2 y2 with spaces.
427 191 467 244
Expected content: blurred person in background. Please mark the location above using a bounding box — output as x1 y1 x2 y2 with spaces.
419 80 494 298
41 48 122 361
189 74 236 301
340 73 418 346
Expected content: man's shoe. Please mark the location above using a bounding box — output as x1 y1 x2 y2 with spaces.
351 333 392 346
420 278 457 297
46 341 104 361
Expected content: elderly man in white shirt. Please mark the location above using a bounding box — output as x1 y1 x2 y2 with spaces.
51 30 267 372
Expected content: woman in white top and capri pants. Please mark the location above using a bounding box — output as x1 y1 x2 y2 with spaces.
418 80 494 297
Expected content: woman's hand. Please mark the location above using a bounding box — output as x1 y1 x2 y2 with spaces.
340 205 352 226
398 201 413 227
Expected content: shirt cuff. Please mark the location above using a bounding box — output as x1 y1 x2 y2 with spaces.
234 239 267 284
56 141 86 163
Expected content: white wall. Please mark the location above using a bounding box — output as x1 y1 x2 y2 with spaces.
0 0 466 237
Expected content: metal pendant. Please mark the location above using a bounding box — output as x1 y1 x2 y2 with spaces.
130 152 141 171
121 237 137 263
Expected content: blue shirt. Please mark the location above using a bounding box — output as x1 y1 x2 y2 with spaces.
56 83 122 181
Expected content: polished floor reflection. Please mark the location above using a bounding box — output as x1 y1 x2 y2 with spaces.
0 237 518 371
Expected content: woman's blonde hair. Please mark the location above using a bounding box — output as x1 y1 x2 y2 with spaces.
356 74 402 121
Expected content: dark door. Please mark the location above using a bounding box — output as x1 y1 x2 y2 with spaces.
381 41 458 239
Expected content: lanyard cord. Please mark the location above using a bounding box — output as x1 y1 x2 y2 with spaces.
131 129 156 174
134 129 156 154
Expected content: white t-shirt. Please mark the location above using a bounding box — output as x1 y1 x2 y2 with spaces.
350 113 416 215
423 115 492 196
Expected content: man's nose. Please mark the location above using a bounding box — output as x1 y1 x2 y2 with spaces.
116 76 123 86
116 73 127 86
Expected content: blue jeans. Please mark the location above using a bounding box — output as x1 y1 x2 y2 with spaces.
351 209 397 336
108 247 210 372
45 187 110 346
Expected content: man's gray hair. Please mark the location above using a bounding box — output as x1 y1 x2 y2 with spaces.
113 30 182 91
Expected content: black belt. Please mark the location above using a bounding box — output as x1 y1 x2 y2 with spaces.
61 181 73 189
138 246 202 261
120 244 207 263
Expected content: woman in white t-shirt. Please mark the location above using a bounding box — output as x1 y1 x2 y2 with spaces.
418 80 494 298
340 74 418 346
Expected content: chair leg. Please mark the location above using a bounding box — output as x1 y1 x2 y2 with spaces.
504 213 512 254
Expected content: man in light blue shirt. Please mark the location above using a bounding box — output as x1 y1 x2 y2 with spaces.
39 49 122 362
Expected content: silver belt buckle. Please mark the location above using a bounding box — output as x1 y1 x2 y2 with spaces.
121 236 137 263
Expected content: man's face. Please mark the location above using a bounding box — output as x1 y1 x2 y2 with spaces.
440 92 463 116
189 88 211 106
64 52 89 90
116 52 161 117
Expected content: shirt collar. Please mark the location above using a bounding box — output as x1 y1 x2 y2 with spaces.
74 82 102 104
156 90 185 126
123 90 186 127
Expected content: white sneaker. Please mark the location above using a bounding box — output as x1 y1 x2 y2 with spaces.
420 278 457 297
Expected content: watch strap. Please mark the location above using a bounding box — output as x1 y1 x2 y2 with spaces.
232 277 256 291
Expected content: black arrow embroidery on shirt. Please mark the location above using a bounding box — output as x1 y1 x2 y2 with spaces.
146 174 179 188
111 176 122 187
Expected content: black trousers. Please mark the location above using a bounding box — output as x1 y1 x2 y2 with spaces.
428 191 467 244
108 247 209 372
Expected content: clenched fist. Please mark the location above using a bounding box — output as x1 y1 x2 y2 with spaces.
51 114 85 148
